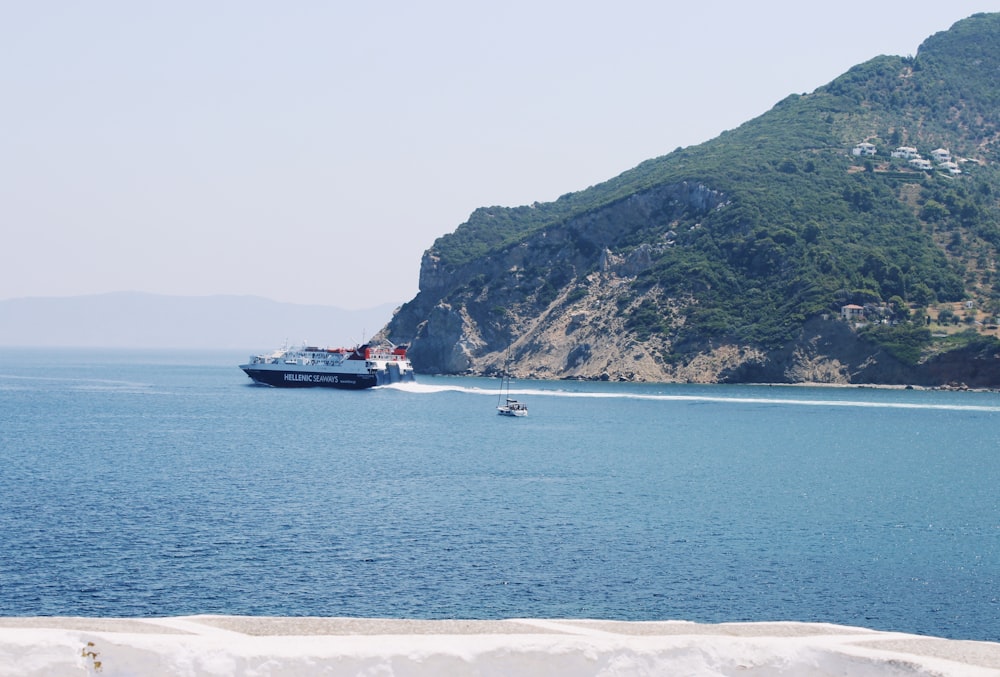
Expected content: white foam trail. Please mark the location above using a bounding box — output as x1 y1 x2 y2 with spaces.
0 373 147 386
381 381 494 396
555 392 1000 412
0 373 158 392
381 381 1000 412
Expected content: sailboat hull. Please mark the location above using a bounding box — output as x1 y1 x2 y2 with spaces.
497 398 528 416
497 407 528 417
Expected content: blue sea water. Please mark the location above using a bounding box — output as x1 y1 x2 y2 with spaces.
0 348 998 641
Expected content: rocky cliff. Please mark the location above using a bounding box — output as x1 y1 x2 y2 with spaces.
383 181 730 378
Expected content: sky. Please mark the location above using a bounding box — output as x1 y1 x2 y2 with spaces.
2 2 997 309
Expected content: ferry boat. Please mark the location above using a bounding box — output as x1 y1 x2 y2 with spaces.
239 342 415 389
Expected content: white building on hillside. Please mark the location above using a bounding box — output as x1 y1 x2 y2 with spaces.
891 146 920 159
841 304 865 321
852 142 877 156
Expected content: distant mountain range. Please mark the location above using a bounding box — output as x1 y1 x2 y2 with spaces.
0 292 399 350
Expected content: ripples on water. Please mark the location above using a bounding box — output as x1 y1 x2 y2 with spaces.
0 349 997 641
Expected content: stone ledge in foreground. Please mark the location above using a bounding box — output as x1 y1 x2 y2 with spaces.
0 616 998 676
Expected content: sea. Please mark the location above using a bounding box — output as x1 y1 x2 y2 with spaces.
1 348 998 642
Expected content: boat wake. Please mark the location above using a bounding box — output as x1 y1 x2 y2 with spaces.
380 381 497 396
0 373 158 393
380 381 1000 412
556 391 1000 412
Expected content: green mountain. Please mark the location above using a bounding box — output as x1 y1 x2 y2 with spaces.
383 13 1000 387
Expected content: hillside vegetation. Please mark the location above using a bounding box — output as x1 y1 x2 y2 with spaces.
383 13 1000 386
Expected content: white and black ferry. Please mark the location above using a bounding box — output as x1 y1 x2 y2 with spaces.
239 342 415 389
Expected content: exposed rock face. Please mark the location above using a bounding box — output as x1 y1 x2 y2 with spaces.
919 342 1000 387
385 182 733 380
381 178 1000 387
403 303 484 374
715 318 904 384
384 276 1000 386
718 317 1000 387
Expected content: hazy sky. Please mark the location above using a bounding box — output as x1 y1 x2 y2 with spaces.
2 2 995 308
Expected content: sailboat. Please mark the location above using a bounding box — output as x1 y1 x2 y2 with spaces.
496 349 528 417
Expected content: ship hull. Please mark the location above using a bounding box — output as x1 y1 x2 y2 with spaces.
241 368 378 389
241 365 415 389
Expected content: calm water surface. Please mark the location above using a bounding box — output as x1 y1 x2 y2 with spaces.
0 349 998 641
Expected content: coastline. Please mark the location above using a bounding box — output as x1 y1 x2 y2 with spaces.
516 373 998 393
2 616 999 676
755 380 992 391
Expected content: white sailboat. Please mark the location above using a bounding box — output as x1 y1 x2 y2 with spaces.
496 349 528 417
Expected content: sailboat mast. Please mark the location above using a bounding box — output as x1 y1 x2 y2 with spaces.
498 348 507 407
